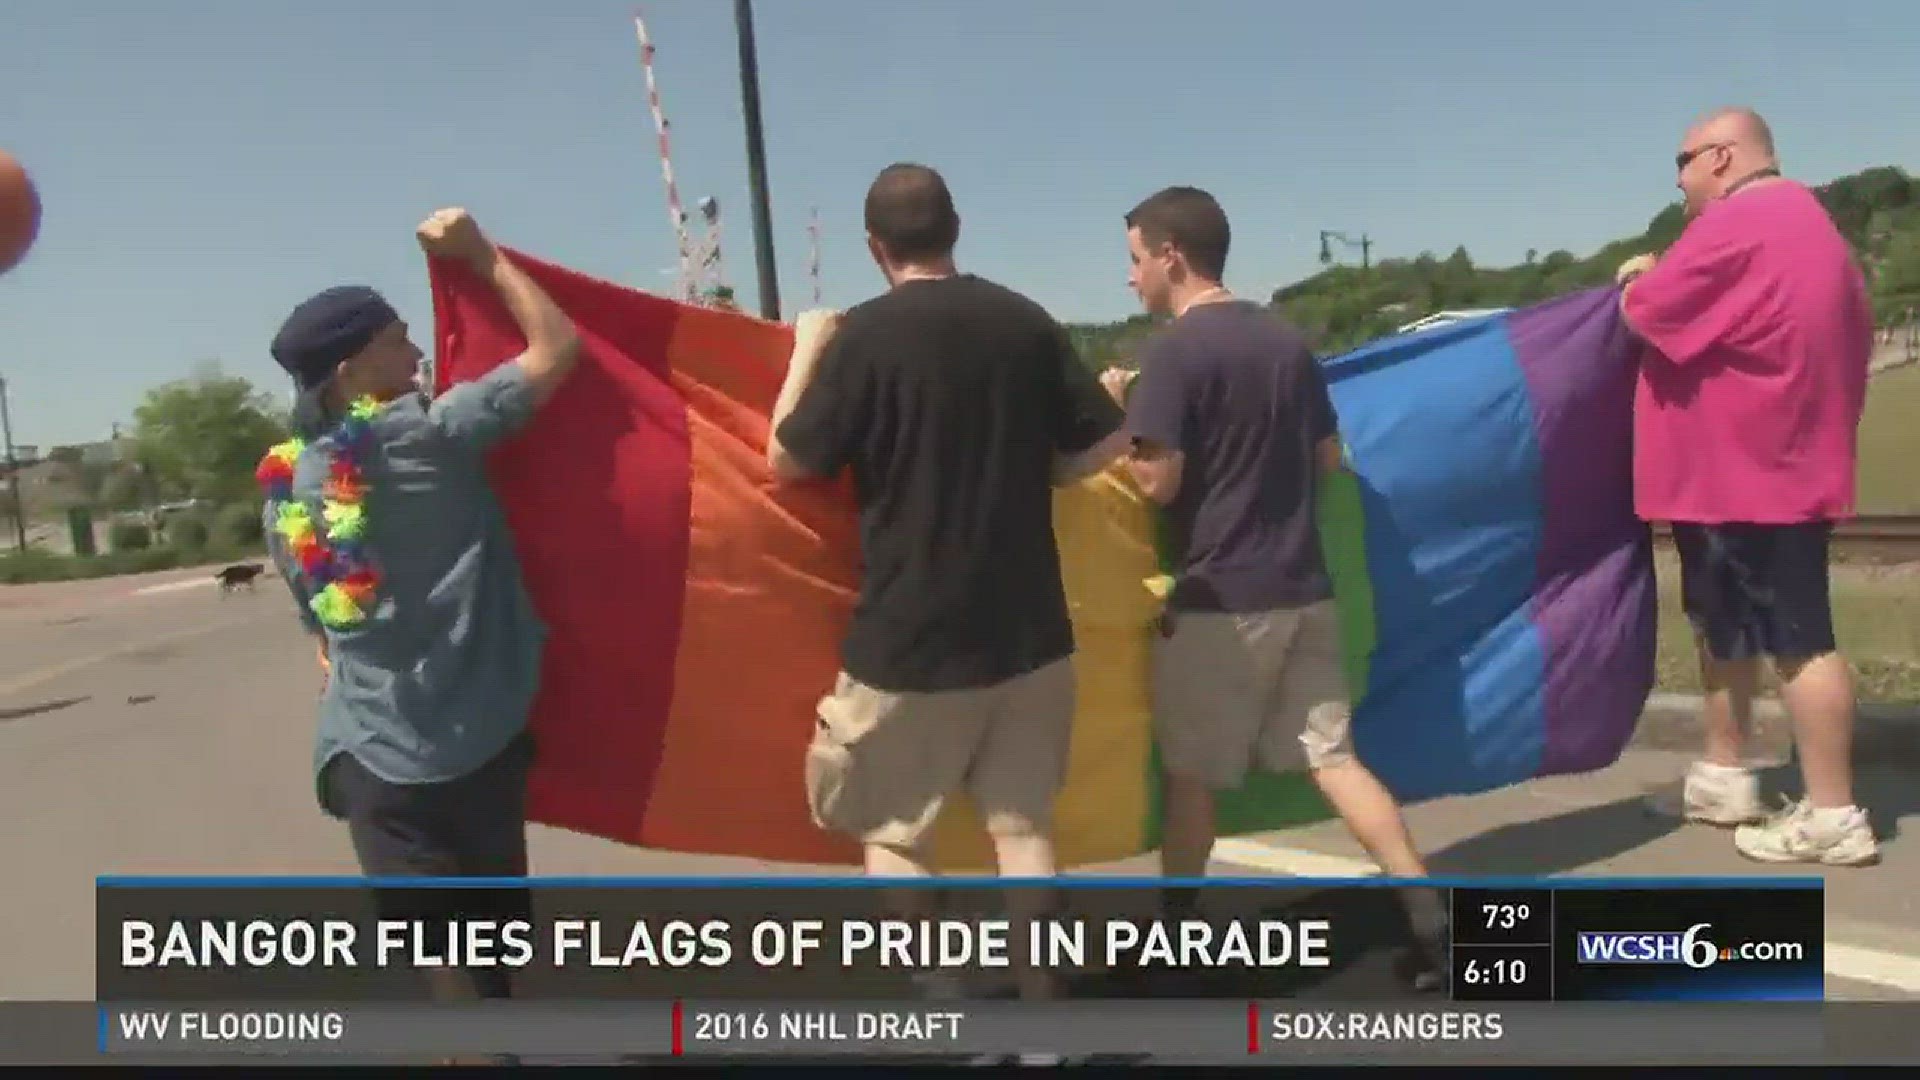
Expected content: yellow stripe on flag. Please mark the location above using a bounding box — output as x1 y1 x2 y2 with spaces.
931 463 1165 870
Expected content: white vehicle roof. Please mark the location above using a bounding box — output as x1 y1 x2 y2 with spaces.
1395 308 1511 335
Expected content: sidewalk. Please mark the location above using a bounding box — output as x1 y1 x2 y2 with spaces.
1217 744 1920 998
1632 691 1920 770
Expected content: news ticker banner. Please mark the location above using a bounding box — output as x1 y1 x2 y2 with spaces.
12 1003 1920 1066
82 1001 1828 1064
97 877 1824 1005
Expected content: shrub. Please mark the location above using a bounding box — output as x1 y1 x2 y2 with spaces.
108 521 152 552
99 549 186 575
0 550 81 584
168 513 212 551
217 502 266 547
0 547 185 584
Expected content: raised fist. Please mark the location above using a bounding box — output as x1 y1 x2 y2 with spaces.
416 207 493 263
1616 253 1657 285
793 309 842 345
1099 366 1137 403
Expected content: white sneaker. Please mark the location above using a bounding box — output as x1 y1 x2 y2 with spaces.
1734 799 1880 866
1683 761 1767 826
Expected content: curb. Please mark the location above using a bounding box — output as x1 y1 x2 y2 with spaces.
1631 692 1920 771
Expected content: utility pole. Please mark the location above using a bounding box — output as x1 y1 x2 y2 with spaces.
0 375 28 550
734 0 782 322
1319 230 1374 270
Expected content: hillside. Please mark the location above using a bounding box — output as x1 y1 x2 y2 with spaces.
1068 165 1920 364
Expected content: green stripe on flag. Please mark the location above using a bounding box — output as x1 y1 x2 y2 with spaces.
1135 430 1368 849
1317 461 1378 695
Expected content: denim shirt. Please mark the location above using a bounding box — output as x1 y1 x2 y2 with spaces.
266 362 546 811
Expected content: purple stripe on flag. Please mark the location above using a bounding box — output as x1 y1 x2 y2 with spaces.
1506 288 1658 774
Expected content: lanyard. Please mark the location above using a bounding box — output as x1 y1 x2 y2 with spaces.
1722 167 1781 199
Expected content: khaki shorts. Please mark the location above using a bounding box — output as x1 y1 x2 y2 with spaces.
1151 600 1354 789
803 658 1075 850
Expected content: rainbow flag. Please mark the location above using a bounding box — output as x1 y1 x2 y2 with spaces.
429 253 1653 868
1314 288 1656 801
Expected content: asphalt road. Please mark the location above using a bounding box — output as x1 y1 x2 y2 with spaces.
0 565 1913 1017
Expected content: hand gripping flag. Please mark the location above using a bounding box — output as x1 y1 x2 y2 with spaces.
429 252 1655 868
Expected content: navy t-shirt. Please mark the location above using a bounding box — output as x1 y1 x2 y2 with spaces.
1125 300 1337 613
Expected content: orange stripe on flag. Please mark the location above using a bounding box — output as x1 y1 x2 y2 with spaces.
638 310 862 864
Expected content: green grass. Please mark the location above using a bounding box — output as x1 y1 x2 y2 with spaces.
1859 361 1920 513
0 542 264 585
1654 553 1920 706
1655 356 1920 698
1646 363 1920 703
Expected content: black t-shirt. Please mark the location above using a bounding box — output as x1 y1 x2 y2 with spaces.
775 275 1124 692
1124 301 1337 612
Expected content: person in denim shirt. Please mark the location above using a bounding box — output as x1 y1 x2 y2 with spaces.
263 208 580 1005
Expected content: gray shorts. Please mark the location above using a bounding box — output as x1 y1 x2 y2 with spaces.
1151 601 1355 789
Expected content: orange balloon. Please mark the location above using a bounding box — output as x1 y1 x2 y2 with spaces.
0 150 42 275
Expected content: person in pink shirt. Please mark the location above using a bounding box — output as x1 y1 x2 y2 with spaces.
1617 106 1877 866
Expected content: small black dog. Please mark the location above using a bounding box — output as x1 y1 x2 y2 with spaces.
216 563 265 594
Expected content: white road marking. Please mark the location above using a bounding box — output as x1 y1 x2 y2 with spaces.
1211 837 1377 877
1824 942 1920 993
131 578 219 596
1210 837 1920 994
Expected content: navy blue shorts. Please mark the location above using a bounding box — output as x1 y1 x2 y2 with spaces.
321 734 536 941
1670 522 1837 663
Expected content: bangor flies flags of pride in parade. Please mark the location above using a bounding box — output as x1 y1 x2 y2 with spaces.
427 251 1655 869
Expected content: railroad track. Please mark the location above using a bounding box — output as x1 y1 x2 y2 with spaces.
1651 514 1920 563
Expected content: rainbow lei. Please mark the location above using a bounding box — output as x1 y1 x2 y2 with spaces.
254 396 383 630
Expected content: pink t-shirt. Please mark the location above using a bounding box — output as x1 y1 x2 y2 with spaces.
1623 180 1871 524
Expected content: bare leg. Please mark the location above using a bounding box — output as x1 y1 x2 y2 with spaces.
1681 639 1766 826
988 832 1061 1001
1310 759 1426 878
1733 648 1877 865
1311 757 1445 990
1697 637 1760 767
1775 652 1856 809
1158 773 1216 880
865 842 939 918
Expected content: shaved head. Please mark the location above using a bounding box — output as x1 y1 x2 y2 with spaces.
1674 106 1781 216
1687 106 1777 160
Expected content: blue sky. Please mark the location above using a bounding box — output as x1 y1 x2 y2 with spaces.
3 0 1916 447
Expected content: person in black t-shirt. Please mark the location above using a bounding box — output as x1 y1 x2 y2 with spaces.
766 164 1126 962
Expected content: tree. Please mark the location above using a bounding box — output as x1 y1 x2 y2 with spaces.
1644 203 1687 249
98 468 149 511
129 368 289 505
1065 164 1920 360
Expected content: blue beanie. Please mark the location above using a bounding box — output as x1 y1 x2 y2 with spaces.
270 285 400 390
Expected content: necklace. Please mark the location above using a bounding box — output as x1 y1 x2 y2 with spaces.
894 268 956 285
255 395 384 629
1177 286 1233 317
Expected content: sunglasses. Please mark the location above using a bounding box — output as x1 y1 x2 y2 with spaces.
1676 142 1730 171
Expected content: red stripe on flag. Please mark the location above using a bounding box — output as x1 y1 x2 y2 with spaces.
430 250 692 844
